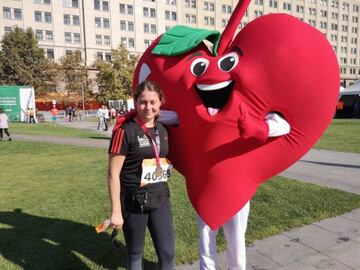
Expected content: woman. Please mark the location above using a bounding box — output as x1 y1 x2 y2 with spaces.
0 108 12 141
108 80 175 270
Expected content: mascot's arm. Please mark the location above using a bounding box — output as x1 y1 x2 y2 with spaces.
158 110 179 125
238 105 290 141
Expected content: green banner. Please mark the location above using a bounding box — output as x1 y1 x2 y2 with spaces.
0 86 21 121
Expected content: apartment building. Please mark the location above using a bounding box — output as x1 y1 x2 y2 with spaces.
1 0 360 86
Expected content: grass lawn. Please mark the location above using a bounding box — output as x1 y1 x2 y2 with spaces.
10 122 107 139
1 141 360 269
315 119 360 153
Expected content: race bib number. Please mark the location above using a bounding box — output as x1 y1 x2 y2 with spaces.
140 158 173 187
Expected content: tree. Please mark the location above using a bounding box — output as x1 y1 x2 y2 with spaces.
94 44 138 103
0 26 60 94
59 50 90 98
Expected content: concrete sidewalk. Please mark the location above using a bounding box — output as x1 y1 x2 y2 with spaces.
12 121 360 270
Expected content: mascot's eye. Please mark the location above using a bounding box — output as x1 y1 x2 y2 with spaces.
190 58 210 77
218 52 239 72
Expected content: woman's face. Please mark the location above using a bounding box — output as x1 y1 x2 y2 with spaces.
135 88 161 124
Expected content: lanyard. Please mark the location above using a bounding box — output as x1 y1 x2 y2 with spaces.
136 116 161 169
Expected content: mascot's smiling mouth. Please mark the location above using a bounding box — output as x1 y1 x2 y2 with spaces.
195 80 234 116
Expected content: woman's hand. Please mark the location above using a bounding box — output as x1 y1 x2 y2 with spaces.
110 212 124 230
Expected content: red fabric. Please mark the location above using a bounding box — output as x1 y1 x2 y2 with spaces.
133 14 339 230
112 109 137 134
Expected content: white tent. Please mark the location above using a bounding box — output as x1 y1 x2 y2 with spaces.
339 80 360 97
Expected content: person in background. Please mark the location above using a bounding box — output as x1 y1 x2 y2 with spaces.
0 108 12 141
28 108 36 124
97 106 104 130
50 105 59 126
103 105 109 131
108 80 175 269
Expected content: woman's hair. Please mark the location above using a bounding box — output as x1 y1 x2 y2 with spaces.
0 108 3 113
134 80 164 104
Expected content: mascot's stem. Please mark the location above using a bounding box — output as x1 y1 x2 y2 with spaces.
217 0 251 54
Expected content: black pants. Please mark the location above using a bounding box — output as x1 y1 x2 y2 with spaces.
122 198 175 270
0 128 10 139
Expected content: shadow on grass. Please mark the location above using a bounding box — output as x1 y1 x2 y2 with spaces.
89 136 111 140
0 209 156 270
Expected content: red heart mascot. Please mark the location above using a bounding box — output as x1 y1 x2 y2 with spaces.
133 0 339 230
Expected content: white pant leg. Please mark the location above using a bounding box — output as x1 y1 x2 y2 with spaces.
223 201 250 270
196 214 219 270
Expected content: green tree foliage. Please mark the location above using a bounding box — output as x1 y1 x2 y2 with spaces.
94 44 138 103
0 26 60 94
59 50 91 98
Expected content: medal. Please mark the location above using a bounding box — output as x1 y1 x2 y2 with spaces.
155 166 163 177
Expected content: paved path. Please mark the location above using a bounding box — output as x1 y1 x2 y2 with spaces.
12 121 360 270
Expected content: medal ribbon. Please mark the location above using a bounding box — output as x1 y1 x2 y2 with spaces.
136 116 161 169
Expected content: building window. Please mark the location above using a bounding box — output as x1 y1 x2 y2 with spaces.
64 14 71 24
95 17 101 27
94 0 101 10
150 8 156 18
343 2 349 11
36 30 43 40
121 37 127 45
143 7 149 17
4 26 12 34
102 1 109 11
354 5 359 12
64 0 79 8
296 5 304 13
46 49 54 59
65 32 71 43
45 12 52 23
103 18 110 28
283 3 291 11
255 0 263 5
96 35 102 44
144 39 151 48
269 0 278 8
222 19 228 27
119 4 125 14
105 53 111 62
166 0 177 4
97 52 103 60
65 32 72 42
46 31 53 40
74 33 81 43
3 7 11 19
72 0 79 8
144 23 149 33
151 24 157 34
44 0 51 4
223 5 232 13
35 11 42 22
120 21 126 30
104 35 110 45
128 38 134 48
165 11 177 21
128 22 134 31
127 5 133 15
14 9 22 20
34 0 42 3
73 15 80 25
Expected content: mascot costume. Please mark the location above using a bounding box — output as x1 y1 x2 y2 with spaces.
130 0 339 268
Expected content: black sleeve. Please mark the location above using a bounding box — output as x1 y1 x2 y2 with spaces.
108 127 131 155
